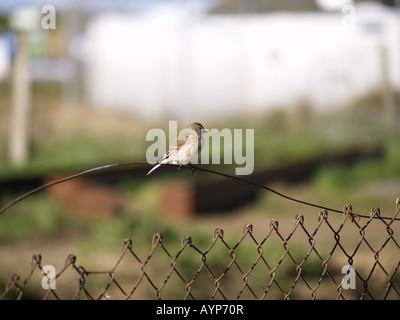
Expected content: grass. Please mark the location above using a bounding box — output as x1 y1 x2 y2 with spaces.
0 83 399 299
0 193 67 243
1 95 399 243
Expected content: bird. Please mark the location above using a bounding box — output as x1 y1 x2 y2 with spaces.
146 122 206 176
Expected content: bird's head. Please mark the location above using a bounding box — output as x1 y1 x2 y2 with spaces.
190 122 207 134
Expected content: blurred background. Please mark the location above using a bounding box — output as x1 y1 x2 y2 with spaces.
0 0 399 299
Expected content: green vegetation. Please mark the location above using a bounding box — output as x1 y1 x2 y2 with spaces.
0 194 66 242
0 82 399 299
1 88 399 242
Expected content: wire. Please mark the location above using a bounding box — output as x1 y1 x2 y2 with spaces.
0 162 398 221
0 162 148 216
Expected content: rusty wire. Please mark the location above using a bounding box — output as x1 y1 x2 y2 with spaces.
1 162 399 222
0 163 399 299
1 199 399 300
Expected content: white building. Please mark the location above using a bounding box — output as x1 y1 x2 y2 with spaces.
83 2 400 120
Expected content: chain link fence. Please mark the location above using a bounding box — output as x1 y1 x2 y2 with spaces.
1 200 399 300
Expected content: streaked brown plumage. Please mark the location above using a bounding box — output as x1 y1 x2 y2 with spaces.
146 122 206 176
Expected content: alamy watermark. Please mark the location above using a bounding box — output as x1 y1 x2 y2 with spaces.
41 265 56 290
41 5 56 30
341 5 356 29
146 121 254 175
341 264 356 290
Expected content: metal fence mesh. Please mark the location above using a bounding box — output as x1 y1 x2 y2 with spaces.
1 201 400 300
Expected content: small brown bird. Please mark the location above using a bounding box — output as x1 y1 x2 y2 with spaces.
146 122 206 176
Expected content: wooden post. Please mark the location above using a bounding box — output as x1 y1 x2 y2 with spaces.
379 44 397 127
8 31 31 167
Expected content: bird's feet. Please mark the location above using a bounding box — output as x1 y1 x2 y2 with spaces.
176 163 196 175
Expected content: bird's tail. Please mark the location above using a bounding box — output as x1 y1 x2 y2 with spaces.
146 163 161 176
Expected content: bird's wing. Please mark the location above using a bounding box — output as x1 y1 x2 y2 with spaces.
159 133 189 162
170 135 188 150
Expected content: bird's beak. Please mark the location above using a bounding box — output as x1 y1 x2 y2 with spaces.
202 129 208 133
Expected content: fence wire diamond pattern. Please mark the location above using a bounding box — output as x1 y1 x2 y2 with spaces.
1 201 400 300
